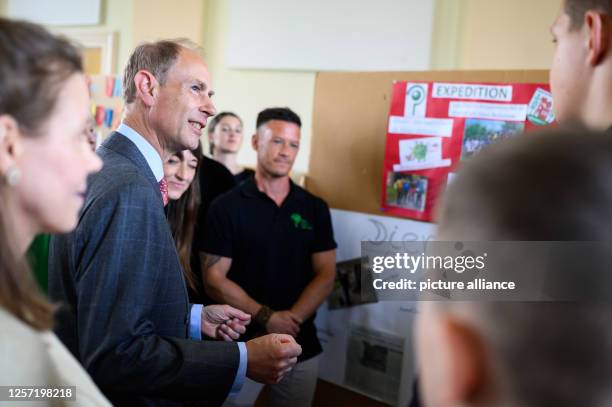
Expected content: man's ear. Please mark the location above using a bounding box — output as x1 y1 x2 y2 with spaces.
133 70 159 107
0 115 23 176
585 10 610 66
251 133 258 151
436 317 488 405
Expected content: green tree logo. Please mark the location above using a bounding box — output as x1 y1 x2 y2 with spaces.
290 213 313 230
412 142 428 161
291 213 302 228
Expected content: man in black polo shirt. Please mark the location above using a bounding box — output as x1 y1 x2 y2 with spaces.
202 107 337 406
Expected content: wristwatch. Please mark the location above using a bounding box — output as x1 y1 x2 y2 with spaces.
254 305 274 327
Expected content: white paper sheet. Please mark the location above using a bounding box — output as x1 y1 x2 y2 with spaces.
448 101 527 121
388 116 454 137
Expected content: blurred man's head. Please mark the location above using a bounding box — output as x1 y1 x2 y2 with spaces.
550 0 612 129
418 129 612 407
252 107 301 178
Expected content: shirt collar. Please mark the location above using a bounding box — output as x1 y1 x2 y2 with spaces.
241 177 305 202
117 123 164 182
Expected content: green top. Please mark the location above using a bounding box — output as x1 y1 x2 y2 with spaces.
27 234 50 294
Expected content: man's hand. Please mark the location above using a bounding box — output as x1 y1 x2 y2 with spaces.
266 310 302 337
201 304 251 341
245 334 302 384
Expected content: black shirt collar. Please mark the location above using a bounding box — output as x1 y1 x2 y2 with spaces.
240 177 305 202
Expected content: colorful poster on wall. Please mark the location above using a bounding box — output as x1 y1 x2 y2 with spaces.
381 81 555 222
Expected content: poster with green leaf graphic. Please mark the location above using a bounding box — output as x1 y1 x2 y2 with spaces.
382 80 555 222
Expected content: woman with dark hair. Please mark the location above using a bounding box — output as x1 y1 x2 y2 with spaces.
0 18 109 405
208 111 254 183
164 143 204 299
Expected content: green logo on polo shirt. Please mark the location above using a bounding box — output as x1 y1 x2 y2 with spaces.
290 213 313 230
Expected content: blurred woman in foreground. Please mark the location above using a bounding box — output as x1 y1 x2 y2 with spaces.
0 17 108 406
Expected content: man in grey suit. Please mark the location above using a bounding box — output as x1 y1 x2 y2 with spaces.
49 39 301 406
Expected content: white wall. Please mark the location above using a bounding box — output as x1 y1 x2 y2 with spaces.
227 0 434 71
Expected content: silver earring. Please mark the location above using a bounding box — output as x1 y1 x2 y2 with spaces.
5 166 21 186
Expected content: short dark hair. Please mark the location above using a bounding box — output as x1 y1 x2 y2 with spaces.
436 128 612 406
122 38 203 104
564 0 612 29
256 107 301 129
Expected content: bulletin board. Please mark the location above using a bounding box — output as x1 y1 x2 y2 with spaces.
307 70 550 218
309 70 550 406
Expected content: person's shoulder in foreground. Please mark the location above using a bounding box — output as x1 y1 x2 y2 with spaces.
417 128 612 407
0 308 112 406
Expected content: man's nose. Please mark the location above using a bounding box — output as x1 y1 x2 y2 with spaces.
280 143 291 156
200 95 217 117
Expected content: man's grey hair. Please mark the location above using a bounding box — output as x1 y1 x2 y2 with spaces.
122 38 205 104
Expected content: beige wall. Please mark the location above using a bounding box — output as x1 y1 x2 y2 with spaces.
458 0 561 69
202 0 315 174
102 0 134 70
432 0 562 69
132 0 206 46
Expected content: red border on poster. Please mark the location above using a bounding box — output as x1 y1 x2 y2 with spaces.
380 81 554 222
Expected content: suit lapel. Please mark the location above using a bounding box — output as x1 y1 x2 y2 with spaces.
100 131 160 193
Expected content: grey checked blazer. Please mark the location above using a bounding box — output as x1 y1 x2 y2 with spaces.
49 132 239 407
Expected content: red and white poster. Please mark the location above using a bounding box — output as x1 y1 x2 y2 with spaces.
381 81 555 222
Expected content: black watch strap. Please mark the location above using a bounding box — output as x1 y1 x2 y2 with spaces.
254 305 274 327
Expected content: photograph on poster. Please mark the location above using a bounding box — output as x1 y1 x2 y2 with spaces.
344 325 404 405
392 137 451 172
385 172 427 212
328 257 378 310
461 118 525 160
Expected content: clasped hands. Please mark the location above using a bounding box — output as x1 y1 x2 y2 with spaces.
201 304 303 384
201 305 304 340
265 310 303 337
